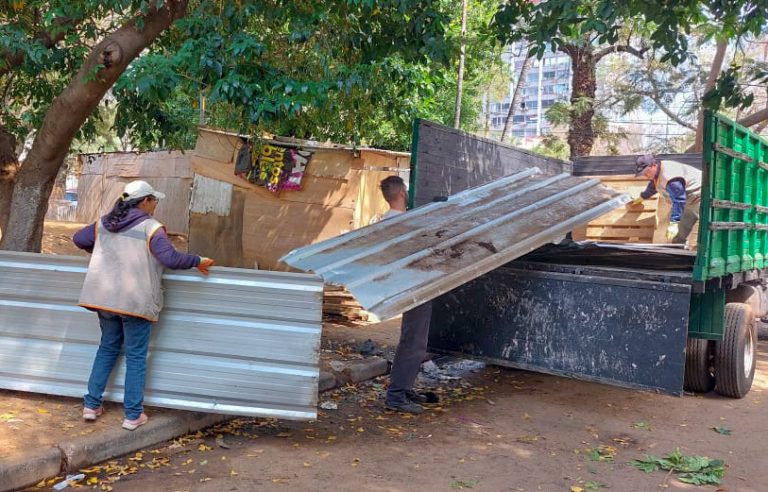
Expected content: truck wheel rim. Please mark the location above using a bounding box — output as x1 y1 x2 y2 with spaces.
745 326 755 379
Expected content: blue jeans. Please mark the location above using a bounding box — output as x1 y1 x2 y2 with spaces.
84 311 153 419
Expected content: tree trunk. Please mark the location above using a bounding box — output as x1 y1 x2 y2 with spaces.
565 46 597 158
500 55 533 142
0 128 18 236
0 1 188 252
691 39 728 152
453 0 468 129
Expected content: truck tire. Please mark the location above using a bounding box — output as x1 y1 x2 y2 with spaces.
715 303 757 398
684 338 714 393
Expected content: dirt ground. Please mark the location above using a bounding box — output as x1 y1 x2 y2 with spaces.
25 337 767 492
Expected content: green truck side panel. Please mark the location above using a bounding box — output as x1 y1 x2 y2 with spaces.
694 111 768 283
688 288 725 340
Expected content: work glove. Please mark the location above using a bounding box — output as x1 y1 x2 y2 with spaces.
666 222 679 240
626 196 644 208
198 257 215 275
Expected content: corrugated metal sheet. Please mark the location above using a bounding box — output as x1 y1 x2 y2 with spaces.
281 168 630 320
0 251 323 420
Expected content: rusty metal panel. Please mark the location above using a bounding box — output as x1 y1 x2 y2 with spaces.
428 262 691 395
0 251 323 420
281 168 630 320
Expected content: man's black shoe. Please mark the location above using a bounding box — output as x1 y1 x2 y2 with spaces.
405 390 428 404
385 399 424 414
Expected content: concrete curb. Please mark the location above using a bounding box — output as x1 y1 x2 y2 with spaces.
1 358 390 491
59 412 225 471
0 447 62 491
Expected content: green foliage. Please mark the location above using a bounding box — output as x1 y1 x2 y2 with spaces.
110 0 497 151
631 448 726 486
492 0 768 110
3 0 501 155
531 134 569 161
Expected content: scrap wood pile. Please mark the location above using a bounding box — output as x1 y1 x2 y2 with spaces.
323 284 377 324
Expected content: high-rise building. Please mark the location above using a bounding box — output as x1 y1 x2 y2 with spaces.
485 44 572 142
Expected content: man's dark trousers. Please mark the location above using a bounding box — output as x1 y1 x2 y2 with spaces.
386 301 432 402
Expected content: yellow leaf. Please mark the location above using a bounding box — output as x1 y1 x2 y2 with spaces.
87 477 99 485
327 436 337 441
571 487 584 492
37 408 49 414
303 462 311 468
230 470 238 476
356 427 364 433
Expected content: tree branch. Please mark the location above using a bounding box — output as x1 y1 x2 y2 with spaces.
595 44 648 62
646 78 696 130
2 0 189 251
738 107 768 128
0 16 82 78
691 38 728 152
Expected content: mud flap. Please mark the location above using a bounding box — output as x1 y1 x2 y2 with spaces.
428 262 691 395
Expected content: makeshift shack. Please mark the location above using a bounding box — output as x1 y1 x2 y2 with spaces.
76 151 193 235
189 127 410 270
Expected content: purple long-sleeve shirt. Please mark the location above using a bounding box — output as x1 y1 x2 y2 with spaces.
73 208 200 270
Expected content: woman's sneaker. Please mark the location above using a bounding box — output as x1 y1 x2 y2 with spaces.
122 413 148 431
82 407 104 421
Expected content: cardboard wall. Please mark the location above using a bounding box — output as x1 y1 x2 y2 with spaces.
76 152 193 234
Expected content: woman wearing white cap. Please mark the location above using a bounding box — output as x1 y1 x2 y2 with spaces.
73 180 214 430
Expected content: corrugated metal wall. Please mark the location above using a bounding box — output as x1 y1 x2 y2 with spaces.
572 153 702 176
282 169 629 320
0 251 323 420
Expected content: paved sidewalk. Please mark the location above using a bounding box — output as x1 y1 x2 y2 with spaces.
0 320 399 491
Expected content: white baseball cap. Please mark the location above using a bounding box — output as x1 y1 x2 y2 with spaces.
123 180 166 201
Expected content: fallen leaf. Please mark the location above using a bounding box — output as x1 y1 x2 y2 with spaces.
571 487 585 492
36 408 49 414
713 426 732 435
230 470 238 476
87 477 99 485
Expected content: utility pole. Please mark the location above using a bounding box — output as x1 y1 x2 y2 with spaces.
453 0 468 129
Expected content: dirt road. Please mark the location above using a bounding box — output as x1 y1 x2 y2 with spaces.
36 342 766 492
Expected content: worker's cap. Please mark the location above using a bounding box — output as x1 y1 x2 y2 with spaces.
635 154 657 176
122 180 166 201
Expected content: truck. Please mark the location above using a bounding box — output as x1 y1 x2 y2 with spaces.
425 111 763 398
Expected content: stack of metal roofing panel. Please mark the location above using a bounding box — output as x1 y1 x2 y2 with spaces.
281 168 630 320
0 251 323 420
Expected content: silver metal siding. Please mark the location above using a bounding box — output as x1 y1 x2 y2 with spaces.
281 169 630 320
0 251 323 420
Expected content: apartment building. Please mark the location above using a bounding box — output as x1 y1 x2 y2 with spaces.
485 45 572 141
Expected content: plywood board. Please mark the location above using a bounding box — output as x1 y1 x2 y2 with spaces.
195 128 241 164
242 197 355 271
304 150 357 178
353 170 400 229
189 188 246 268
